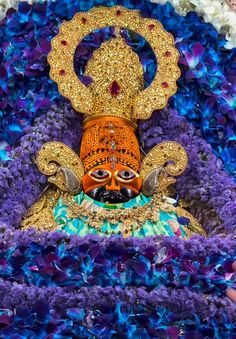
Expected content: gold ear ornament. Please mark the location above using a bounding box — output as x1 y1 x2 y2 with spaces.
140 141 188 195
36 142 84 194
47 5 181 121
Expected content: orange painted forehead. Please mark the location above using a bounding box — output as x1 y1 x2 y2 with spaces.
90 163 133 171
80 116 141 173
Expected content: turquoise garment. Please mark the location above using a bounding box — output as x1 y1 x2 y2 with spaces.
53 192 186 238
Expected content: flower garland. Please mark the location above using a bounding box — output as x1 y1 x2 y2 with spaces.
0 232 235 336
1 0 236 49
0 282 235 337
0 0 235 179
2 283 235 322
0 232 235 292
138 109 236 235
1 228 236 256
150 0 236 49
0 101 82 228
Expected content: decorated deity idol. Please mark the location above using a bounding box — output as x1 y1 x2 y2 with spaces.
22 6 205 238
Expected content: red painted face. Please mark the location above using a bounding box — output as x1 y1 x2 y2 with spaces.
82 163 142 197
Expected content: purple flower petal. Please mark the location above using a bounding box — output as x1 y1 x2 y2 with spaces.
192 42 205 59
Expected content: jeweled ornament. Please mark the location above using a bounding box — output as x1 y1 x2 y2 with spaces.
22 6 205 238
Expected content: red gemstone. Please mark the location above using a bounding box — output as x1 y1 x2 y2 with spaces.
148 24 155 30
116 10 122 16
61 40 67 46
81 17 87 24
59 69 65 76
109 81 121 97
164 51 172 57
162 82 169 88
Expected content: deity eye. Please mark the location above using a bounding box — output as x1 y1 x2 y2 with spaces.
117 170 136 180
90 169 110 180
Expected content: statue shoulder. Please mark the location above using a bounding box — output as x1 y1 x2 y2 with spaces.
21 187 60 232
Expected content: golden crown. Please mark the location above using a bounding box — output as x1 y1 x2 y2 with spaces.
47 5 181 122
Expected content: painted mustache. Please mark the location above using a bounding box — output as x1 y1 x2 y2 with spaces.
87 187 137 203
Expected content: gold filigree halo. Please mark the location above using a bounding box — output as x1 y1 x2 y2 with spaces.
48 5 181 120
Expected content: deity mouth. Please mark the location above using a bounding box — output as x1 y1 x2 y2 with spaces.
87 187 137 203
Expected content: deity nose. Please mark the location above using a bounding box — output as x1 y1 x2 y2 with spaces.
106 177 120 191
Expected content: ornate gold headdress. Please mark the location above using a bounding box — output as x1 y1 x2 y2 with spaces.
20 5 208 238
36 6 187 195
47 5 180 121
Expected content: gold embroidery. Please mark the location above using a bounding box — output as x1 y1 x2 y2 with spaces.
21 188 60 231
61 193 183 237
22 189 204 238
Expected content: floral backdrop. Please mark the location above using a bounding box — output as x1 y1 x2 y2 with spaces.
0 0 236 337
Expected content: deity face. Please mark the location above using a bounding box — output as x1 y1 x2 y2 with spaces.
82 163 142 203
